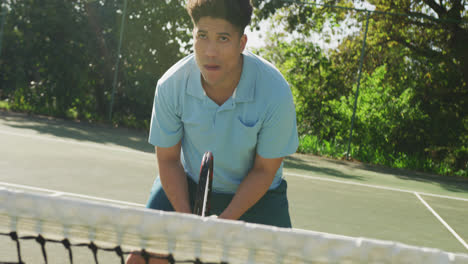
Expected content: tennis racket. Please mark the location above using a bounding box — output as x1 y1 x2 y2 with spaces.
193 151 213 217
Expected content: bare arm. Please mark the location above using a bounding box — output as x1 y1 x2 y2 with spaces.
156 141 191 214
219 154 283 220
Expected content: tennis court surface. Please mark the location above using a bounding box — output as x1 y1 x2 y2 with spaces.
1 111 467 263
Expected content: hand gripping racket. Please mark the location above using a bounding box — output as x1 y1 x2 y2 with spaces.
193 151 213 217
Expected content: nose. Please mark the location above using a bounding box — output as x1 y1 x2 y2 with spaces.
204 40 218 58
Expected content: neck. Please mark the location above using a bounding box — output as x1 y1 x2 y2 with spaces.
202 55 243 106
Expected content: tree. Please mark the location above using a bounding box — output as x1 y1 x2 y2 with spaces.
253 0 467 175
258 36 344 138
110 0 192 125
357 0 468 170
0 0 191 126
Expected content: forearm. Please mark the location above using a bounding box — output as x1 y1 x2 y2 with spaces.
158 160 191 214
219 167 275 220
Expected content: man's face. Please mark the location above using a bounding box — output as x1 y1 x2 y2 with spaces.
193 17 247 90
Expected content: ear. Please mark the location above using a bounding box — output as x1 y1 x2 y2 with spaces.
240 34 247 52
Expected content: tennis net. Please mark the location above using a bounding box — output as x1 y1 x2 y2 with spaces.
1 187 468 264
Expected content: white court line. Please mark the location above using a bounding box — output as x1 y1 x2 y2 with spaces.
2 181 467 246
0 182 145 208
415 192 468 251
285 172 468 202
0 129 153 156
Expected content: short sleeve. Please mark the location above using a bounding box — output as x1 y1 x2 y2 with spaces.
257 90 299 159
148 81 183 147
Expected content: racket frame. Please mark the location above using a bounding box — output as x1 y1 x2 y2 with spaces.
193 151 213 217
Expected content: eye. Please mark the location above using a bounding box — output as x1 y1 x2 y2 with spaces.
219 36 229 42
197 33 207 40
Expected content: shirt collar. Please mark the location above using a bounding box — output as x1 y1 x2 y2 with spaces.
187 59 206 100
234 52 255 103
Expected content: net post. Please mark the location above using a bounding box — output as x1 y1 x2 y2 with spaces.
108 0 128 121
346 10 371 160
0 0 7 58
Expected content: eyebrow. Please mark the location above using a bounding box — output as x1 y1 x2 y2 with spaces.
196 29 231 37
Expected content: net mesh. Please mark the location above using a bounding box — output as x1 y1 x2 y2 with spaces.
1 187 468 264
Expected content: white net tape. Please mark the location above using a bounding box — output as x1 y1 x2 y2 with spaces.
1 187 467 264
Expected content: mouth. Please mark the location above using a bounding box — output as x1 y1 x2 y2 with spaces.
204 64 220 71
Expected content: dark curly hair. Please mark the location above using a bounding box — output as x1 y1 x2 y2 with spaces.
186 0 253 34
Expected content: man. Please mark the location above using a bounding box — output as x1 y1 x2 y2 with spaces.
127 0 298 262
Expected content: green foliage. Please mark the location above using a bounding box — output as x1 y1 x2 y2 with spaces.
258 38 345 138
0 0 191 129
297 62 466 176
1 0 467 177
330 65 426 156
65 107 79 120
259 33 466 176
298 134 347 158
251 0 354 35
329 65 422 163
254 0 467 177
0 100 10 110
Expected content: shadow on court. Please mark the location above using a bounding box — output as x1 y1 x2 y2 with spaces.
284 155 365 181
349 160 468 194
2 110 468 195
0 110 154 154
284 153 468 195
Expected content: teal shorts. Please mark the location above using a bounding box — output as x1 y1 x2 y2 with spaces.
146 175 292 228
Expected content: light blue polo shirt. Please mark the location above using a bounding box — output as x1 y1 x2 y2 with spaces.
149 51 298 193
